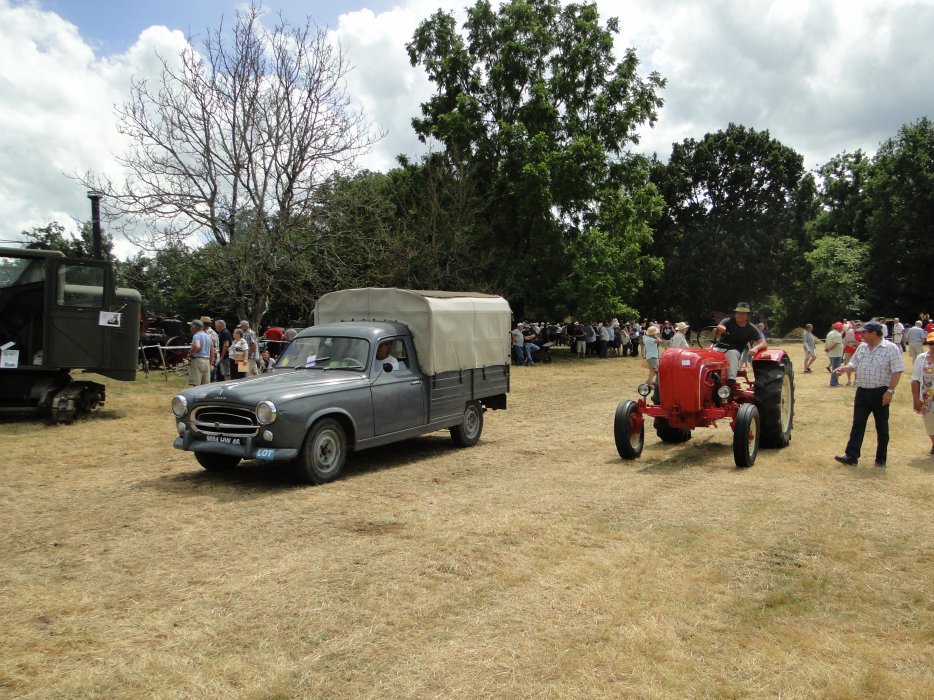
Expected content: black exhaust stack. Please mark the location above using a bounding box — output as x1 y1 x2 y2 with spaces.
87 190 104 260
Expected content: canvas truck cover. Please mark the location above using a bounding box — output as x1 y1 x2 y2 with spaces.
314 288 512 375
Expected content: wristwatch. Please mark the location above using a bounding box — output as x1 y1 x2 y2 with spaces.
886 388 895 394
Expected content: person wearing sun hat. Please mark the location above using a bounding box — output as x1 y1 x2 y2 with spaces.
641 325 661 386
910 331 934 456
670 321 690 348
713 302 767 385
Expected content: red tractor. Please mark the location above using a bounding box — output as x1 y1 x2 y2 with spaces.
614 345 794 467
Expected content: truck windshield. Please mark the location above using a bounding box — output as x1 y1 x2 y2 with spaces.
275 336 369 371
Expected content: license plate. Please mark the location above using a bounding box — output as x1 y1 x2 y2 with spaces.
205 435 240 444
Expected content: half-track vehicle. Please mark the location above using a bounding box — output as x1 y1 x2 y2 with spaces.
614 344 794 467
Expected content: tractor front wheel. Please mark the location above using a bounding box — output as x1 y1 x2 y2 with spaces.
614 400 644 459
733 403 760 468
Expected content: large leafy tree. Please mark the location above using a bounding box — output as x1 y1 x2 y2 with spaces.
643 124 815 329
864 117 934 319
407 0 665 318
79 4 379 327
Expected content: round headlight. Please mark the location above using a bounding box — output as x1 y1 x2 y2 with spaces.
637 383 652 397
256 400 278 425
717 385 732 399
171 395 188 417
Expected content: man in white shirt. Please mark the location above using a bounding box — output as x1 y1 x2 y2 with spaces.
834 321 904 467
373 341 399 373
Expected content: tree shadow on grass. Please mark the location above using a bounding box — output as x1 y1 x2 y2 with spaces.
140 433 460 499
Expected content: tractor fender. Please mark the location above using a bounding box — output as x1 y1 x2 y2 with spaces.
751 347 788 365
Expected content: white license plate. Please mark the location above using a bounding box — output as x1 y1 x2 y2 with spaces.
205 435 241 444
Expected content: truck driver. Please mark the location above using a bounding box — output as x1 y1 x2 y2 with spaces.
713 302 767 386
374 340 400 373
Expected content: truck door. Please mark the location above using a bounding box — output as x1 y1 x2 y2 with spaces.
371 336 427 435
45 259 116 370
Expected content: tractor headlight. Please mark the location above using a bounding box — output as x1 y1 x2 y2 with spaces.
171 395 188 417
637 383 652 397
256 400 278 425
717 385 732 399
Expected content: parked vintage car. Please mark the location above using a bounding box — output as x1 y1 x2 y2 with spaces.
172 288 511 483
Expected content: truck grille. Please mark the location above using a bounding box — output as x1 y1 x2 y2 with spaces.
191 404 259 438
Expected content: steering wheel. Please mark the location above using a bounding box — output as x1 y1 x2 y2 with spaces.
341 357 365 369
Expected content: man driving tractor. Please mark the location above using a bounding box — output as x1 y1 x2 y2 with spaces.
713 302 767 391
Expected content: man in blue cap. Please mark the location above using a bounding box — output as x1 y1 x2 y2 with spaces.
834 320 904 467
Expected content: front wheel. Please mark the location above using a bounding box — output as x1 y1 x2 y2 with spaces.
195 452 241 472
298 418 348 484
614 400 644 459
450 401 483 447
733 403 760 468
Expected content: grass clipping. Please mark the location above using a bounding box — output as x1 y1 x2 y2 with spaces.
1 346 933 698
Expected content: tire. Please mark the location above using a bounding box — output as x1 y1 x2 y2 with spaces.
450 401 484 447
654 417 691 443
614 400 644 459
195 452 241 472
298 418 348 484
733 403 760 468
754 356 794 448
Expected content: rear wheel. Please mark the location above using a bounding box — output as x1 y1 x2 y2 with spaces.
614 400 644 459
450 401 483 447
733 403 760 468
195 452 240 472
298 418 347 484
654 417 691 443
754 356 794 448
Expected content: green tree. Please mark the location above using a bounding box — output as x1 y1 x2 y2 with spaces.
407 0 665 318
864 117 934 318
22 221 114 260
643 124 814 328
803 235 870 324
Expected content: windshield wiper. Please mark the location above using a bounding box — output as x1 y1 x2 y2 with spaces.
293 356 330 369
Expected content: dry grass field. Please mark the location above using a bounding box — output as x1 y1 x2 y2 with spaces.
1 345 932 699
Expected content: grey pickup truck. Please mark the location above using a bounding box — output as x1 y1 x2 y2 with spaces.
172 288 511 483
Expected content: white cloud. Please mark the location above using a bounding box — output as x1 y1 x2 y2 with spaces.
1 0 932 257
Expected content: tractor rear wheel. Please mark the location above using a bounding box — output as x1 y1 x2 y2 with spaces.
654 417 691 443
754 356 794 448
614 400 644 459
733 403 760 468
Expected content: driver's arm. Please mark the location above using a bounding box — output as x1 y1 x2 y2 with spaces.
714 324 727 336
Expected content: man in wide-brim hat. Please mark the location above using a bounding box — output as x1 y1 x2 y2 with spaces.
670 321 690 348
714 302 767 385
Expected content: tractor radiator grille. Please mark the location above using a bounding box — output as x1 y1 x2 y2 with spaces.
191 404 259 438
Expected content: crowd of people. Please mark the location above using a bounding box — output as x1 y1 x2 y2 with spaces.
186 316 297 386
509 318 693 368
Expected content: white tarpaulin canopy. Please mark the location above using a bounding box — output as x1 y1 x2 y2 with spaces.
314 288 512 375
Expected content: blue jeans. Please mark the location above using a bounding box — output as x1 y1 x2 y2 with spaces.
523 342 540 365
829 356 842 386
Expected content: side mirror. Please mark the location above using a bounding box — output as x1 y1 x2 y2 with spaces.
382 362 394 372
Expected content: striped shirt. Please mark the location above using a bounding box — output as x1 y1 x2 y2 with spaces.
848 339 904 388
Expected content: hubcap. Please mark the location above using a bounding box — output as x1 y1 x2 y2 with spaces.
315 430 341 472
747 420 758 456
465 407 479 437
629 414 641 448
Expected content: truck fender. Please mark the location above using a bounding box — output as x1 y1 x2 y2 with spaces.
303 408 358 448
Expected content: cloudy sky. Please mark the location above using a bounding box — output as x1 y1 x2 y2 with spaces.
2 0 932 256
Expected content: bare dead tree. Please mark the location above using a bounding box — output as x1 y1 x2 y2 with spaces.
78 3 381 326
